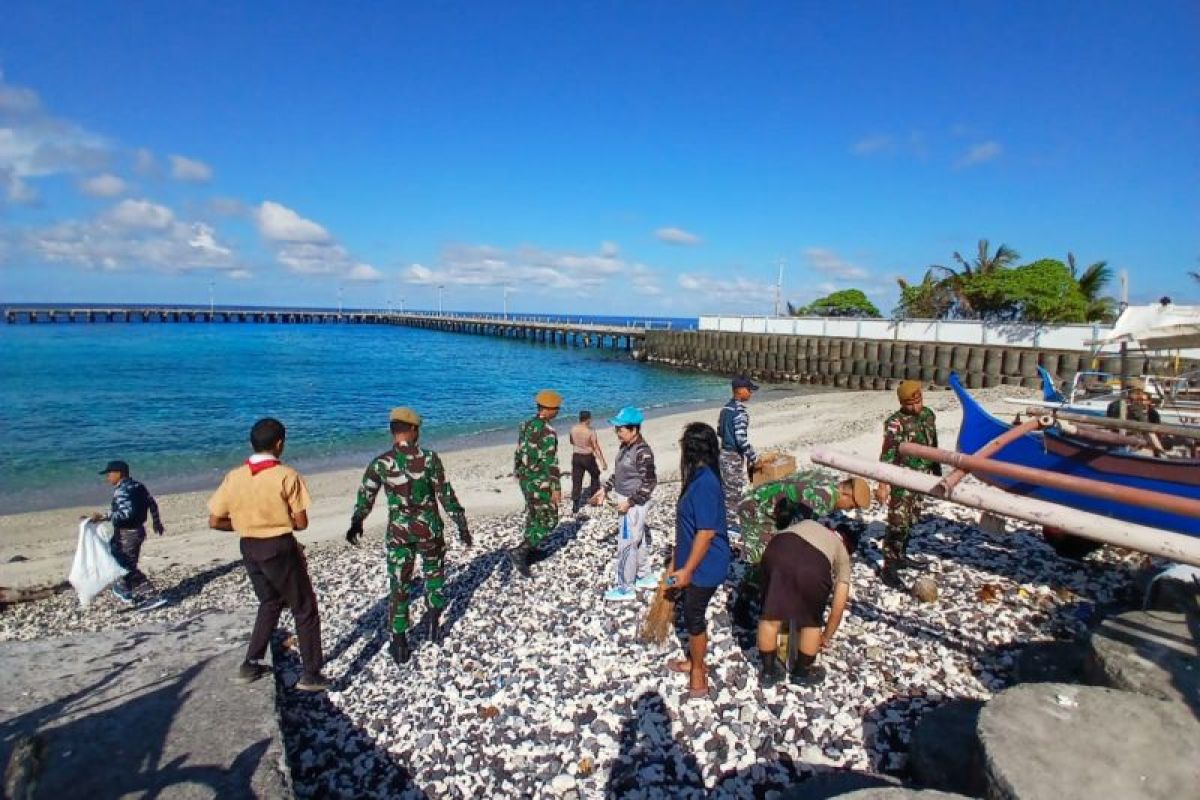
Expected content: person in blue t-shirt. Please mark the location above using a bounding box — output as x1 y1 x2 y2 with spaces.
667 421 730 700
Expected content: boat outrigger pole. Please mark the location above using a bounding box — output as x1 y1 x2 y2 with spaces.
1026 407 1200 442
810 446 1200 567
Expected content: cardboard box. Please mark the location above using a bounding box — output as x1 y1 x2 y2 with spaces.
751 451 797 487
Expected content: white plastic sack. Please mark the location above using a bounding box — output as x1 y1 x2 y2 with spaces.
68 520 127 607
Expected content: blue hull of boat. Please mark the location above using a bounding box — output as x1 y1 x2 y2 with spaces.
951 372 1199 537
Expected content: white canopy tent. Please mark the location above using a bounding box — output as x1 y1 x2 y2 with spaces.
1090 302 1200 353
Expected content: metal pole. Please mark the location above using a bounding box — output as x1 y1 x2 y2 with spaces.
1031 407 1200 441
810 446 1200 566
438 285 444 316
338 285 343 316
209 280 214 315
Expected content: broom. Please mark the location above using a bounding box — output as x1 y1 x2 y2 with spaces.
640 576 679 644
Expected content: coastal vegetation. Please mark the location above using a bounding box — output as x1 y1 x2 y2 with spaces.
787 289 881 318
891 240 1118 324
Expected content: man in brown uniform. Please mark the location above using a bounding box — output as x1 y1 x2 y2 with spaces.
569 410 607 514
208 417 327 692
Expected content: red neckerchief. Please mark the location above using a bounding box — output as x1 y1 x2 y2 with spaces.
246 457 280 476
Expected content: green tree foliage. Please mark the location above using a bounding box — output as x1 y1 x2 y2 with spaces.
789 288 881 318
894 271 955 319
1068 252 1116 322
961 259 1088 323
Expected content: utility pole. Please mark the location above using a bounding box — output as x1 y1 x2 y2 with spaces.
773 258 785 317
400 296 406 314
209 280 214 315
1119 269 1129 315
503 285 510 319
438 284 445 316
337 285 344 316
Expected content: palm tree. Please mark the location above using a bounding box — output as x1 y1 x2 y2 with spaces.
1068 252 1116 322
925 239 1021 317
895 271 954 319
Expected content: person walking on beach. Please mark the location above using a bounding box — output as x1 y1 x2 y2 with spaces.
667 422 731 700
717 376 759 538
207 418 328 691
90 460 167 610
590 407 658 602
511 389 563 577
757 515 852 688
569 410 606 514
875 380 941 590
345 408 472 665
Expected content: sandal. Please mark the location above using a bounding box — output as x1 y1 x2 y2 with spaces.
667 659 692 674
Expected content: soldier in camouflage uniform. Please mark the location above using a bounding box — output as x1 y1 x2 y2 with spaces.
510 389 563 577
876 380 941 589
736 468 871 564
346 407 471 665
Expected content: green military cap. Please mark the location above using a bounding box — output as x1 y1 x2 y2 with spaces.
389 407 422 426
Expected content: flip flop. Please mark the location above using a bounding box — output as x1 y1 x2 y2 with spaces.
667 659 692 674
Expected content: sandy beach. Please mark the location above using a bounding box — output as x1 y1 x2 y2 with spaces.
0 384 1016 591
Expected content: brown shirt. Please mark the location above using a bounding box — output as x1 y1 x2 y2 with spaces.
207 462 311 539
786 519 851 586
570 423 598 455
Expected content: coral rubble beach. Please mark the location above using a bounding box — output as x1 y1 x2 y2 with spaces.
0 387 1157 797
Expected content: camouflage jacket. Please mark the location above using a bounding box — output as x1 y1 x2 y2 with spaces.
514 417 561 494
737 468 840 563
880 406 942 498
109 476 163 531
352 443 466 541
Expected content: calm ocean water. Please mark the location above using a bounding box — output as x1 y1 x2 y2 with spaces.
0 316 759 514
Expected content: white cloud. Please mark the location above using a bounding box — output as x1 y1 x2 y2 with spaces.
228 269 254 280
957 140 1002 167
79 173 127 197
133 148 158 177
803 247 869 280
1 166 39 205
402 242 638 294
255 201 331 243
0 75 110 192
169 154 213 182
851 134 894 156
25 203 241 274
654 226 701 246
104 198 175 229
347 263 383 282
677 272 777 308
207 196 247 217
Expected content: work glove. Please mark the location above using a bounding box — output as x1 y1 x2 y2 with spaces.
346 518 364 546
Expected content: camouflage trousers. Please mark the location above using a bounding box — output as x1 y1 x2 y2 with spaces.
387 536 446 635
719 450 748 533
521 488 559 547
883 493 923 565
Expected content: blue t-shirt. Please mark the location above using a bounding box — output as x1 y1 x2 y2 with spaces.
674 465 730 587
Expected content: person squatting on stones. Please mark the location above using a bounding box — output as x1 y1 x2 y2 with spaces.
591 406 659 602
667 421 731 700
569 410 607 514
346 407 471 665
511 389 563 577
875 380 941 590
207 417 328 691
717 375 759 538
757 509 853 688
90 459 167 609
736 468 871 565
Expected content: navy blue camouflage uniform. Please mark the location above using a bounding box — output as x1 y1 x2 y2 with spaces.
107 477 164 598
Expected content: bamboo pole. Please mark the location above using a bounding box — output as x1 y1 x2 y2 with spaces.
900 442 1200 519
1033 407 1200 441
810 446 1200 567
935 416 1049 495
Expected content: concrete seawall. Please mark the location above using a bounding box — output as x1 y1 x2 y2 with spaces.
642 329 1188 390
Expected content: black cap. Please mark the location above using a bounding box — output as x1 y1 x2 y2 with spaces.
732 375 759 391
98 460 129 475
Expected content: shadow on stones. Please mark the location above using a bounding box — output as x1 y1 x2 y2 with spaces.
0 659 270 797
603 690 902 798
527 516 584 567
274 642 427 798
162 559 243 604
861 692 939 778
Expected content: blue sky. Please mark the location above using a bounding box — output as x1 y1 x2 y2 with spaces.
1 2 1196 317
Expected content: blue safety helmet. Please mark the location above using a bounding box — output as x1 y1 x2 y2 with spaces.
609 406 645 427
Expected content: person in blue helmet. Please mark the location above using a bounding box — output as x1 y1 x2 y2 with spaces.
591 406 659 602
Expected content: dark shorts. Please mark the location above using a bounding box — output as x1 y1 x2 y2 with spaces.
761 534 833 628
680 584 718 636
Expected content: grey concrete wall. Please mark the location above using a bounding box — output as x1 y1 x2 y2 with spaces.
643 330 1192 390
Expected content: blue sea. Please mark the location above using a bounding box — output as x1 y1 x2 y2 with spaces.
0 312 777 514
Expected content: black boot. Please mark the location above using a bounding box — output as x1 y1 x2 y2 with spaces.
427 610 443 646
759 650 784 688
899 553 929 571
881 561 906 590
509 544 532 578
389 632 410 665
789 652 826 686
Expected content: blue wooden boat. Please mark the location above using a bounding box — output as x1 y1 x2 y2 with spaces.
950 371 1200 537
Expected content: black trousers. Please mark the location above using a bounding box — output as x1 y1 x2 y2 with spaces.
110 527 152 596
240 534 323 677
570 453 601 510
